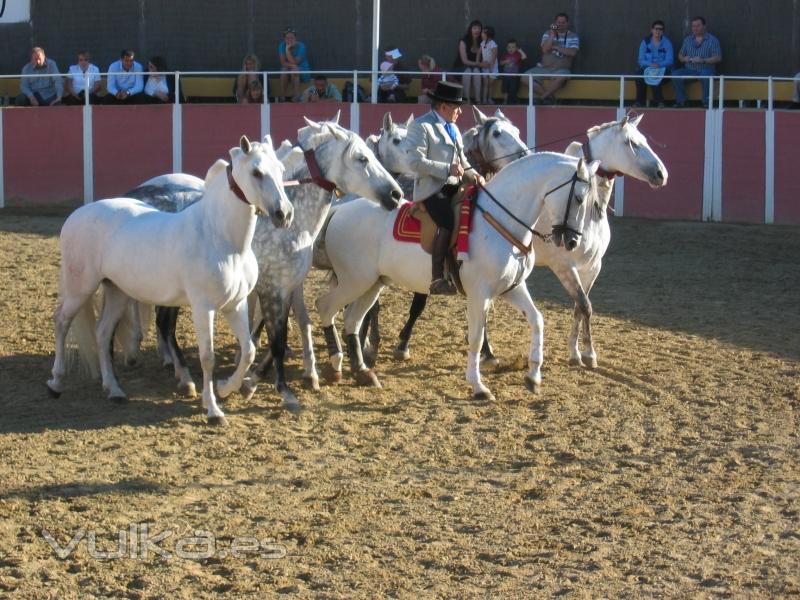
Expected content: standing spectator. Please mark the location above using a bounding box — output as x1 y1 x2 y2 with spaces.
499 39 527 104
278 27 310 102
634 20 674 108
671 16 722 108
299 75 342 103
479 26 499 104
235 54 260 103
15 47 62 106
144 56 171 103
63 50 101 105
525 12 580 104
457 20 484 104
417 54 442 105
105 49 145 104
378 48 405 103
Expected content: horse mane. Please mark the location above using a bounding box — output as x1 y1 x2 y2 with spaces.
281 145 308 180
297 121 353 152
205 159 228 186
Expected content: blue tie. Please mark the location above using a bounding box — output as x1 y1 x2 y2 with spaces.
444 122 458 143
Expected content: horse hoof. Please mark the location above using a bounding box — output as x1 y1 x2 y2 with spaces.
302 376 320 391
355 369 381 388
568 357 582 367
207 415 228 427
473 390 495 402
524 376 541 394
109 395 129 404
393 347 411 361
582 355 598 369
178 382 197 399
322 364 342 384
46 384 61 399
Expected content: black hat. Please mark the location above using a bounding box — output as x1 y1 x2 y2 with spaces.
427 81 465 105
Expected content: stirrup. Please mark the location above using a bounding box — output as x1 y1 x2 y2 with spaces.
429 278 457 296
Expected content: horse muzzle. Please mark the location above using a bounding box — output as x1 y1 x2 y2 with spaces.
380 187 403 211
553 227 581 251
271 206 293 229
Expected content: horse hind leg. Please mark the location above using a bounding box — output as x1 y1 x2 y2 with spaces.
394 292 428 361
47 293 98 397
96 282 132 402
155 306 196 398
343 283 385 388
360 301 379 368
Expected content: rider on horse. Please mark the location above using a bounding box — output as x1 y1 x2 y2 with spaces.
406 81 485 295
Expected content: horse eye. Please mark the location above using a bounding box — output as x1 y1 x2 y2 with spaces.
358 156 369 164
252 170 263 179
392 138 401 145
492 130 501 138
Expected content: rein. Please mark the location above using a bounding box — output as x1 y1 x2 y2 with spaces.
226 164 251 205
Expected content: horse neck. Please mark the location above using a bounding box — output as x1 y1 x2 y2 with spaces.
203 161 257 253
285 152 334 236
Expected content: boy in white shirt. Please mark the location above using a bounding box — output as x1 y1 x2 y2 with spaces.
480 26 498 104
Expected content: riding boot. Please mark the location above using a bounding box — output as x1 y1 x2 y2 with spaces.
430 227 457 295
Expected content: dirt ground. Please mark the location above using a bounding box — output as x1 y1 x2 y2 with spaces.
0 212 798 599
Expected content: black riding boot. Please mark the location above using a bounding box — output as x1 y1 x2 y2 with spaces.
430 227 457 295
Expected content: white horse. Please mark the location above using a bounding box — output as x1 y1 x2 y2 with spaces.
47 136 293 425
363 112 668 369
315 152 600 400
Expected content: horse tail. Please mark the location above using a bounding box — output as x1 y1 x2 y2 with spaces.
65 295 101 380
113 300 146 365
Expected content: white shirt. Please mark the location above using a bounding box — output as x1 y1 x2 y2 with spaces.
67 63 100 94
145 75 169 98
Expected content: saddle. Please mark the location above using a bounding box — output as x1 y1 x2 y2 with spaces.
403 184 471 254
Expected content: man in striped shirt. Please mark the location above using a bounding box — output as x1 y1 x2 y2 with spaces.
671 16 722 108
525 12 580 105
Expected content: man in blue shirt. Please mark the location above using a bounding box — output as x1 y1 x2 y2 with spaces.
671 16 722 108
105 49 145 104
15 47 63 106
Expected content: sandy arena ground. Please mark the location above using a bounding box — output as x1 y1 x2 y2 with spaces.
0 212 798 598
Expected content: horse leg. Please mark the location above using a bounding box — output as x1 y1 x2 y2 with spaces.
551 265 589 366
465 293 493 400
217 298 256 403
155 306 196 398
480 306 499 368
270 298 301 411
394 292 428 361
47 293 96 397
96 282 131 402
343 282 385 387
190 306 225 425
360 301 379 369
290 283 320 391
501 284 544 394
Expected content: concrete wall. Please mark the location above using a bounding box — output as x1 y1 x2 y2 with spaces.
1 1 799 76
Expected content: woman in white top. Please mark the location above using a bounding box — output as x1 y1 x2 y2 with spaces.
64 50 101 105
480 26 499 104
144 56 171 103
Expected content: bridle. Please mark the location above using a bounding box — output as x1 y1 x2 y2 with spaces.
226 163 252 205
465 118 529 177
283 146 339 194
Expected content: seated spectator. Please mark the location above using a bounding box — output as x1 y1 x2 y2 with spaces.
634 20 674 108
278 27 310 102
499 39 527 104
456 20 484 103
105 49 145 104
235 54 260 104
671 16 721 108
417 54 442 104
480 26 499 104
378 48 406 103
144 56 172 103
63 50 101 105
15 46 62 106
525 12 580 104
300 75 342 103
244 78 264 104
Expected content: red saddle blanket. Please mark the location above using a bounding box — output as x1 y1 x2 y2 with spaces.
392 186 477 260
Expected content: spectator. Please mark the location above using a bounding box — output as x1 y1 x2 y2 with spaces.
378 48 406 103
456 20 484 104
525 12 580 104
235 54 260 104
499 39 527 104
278 27 310 102
480 26 499 104
634 20 674 108
144 56 172 103
417 54 442 105
671 16 722 108
63 50 101 105
105 49 145 104
15 46 62 107
300 74 342 103
244 78 264 104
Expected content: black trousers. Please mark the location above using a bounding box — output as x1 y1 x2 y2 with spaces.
423 186 457 231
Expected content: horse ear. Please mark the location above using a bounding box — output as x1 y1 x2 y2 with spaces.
580 159 601 178
564 141 584 157
326 123 347 141
472 105 488 125
494 108 507 121
303 116 323 131
628 113 644 128
332 109 341 124
240 135 252 153
366 134 380 150
383 112 394 132
405 114 414 127
619 115 629 128
262 134 273 149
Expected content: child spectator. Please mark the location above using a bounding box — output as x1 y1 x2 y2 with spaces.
500 39 527 104
417 54 442 104
480 26 499 104
378 48 405 103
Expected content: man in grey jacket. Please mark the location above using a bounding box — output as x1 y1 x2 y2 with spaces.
406 81 483 295
16 47 63 106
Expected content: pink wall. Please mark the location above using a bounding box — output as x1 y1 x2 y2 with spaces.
92 105 173 198
721 111 765 223
2 106 83 205
182 104 261 178
773 112 800 225
268 103 350 144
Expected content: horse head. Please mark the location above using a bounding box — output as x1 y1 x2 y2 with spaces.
586 113 668 188
464 106 530 176
229 135 293 228
547 157 600 251
298 115 403 210
367 112 416 177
